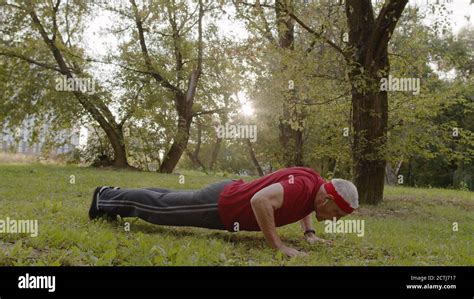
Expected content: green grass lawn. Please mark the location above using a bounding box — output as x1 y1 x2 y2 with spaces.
0 163 472 266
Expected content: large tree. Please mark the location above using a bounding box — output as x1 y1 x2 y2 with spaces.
282 0 408 204
1 0 131 167
236 0 409 203
128 0 204 173
344 0 408 204
118 0 231 173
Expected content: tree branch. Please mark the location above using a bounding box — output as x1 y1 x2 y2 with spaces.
236 1 339 58
120 84 144 126
233 0 276 44
28 8 119 130
287 11 347 60
192 107 229 117
367 0 409 62
129 0 183 96
303 92 350 106
196 0 204 74
167 1 184 84
0 51 64 73
51 0 61 41
236 1 274 9
183 0 204 108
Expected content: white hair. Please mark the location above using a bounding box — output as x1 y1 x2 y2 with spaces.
331 178 359 209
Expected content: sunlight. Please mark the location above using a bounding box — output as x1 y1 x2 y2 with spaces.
237 91 255 117
241 102 255 117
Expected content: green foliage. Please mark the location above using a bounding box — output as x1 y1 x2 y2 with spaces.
1 0 473 187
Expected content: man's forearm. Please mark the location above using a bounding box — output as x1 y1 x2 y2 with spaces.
250 196 283 248
300 214 314 232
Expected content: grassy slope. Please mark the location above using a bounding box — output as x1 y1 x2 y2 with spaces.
0 164 472 266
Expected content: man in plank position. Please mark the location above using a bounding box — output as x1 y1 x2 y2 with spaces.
89 167 358 257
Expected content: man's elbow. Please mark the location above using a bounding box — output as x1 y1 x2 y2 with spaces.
250 195 268 208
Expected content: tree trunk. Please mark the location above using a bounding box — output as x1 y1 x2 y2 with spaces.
27 9 130 168
345 0 408 204
350 82 388 204
385 160 403 185
187 151 206 170
245 139 264 176
275 0 306 167
385 163 397 185
159 69 200 174
278 117 293 167
349 68 389 202
293 127 304 166
131 1 204 173
209 137 222 171
159 115 192 173
395 160 403 176
106 126 128 167
186 121 206 171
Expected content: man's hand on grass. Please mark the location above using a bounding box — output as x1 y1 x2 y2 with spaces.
299 214 333 246
304 233 333 245
277 244 308 258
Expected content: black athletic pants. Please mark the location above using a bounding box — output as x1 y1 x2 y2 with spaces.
98 180 233 230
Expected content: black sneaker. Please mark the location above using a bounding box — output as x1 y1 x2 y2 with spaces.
89 186 119 221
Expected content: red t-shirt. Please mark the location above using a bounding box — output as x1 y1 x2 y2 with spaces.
217 167 325 232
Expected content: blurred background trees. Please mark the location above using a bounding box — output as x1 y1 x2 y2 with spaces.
1 0 473 196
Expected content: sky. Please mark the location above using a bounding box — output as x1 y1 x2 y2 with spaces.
410 0 473 36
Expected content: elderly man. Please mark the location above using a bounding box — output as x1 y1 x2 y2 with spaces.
89 167 359 257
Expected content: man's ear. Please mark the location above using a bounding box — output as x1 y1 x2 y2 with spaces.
321 194 334 206
325 195 343 213
325 193 334 201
